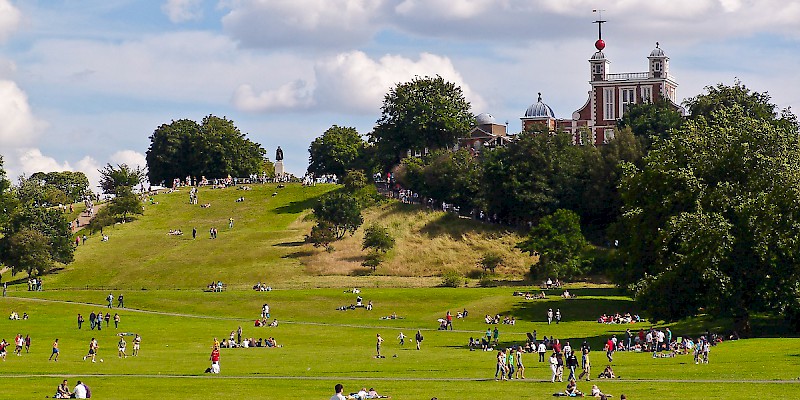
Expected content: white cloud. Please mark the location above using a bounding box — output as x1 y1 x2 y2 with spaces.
0 0 21 42
0 80 45 148
162 0 204 23
232 51 486 114
232 80 313 112
109 150 147 171
15 148 71 175
220 0 387 48
314 51 487 113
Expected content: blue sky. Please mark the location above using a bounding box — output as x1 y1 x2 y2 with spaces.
0 0 798 189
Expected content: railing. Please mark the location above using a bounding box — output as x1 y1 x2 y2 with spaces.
607 72 650 80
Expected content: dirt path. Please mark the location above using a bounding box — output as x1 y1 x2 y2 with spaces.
71 202 106 233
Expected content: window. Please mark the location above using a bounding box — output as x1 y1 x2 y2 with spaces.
604 128 615 143
641 87 652 102
592 63 602 75
603 88 615 121
621 88 635 114
652 61 662 72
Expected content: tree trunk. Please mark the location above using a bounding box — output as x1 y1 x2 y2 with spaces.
733 312 751 338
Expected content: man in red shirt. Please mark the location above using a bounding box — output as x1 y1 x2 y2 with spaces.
209 347 220 374
605 338 615 362
445 311 453 330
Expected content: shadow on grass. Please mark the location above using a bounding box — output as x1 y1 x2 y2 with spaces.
274 241 305 247
273 195 322 214
282 250 315 259
500 297 642 325
350 267 374 276
419 213 521 241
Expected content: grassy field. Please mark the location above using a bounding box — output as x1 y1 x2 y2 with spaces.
2 287 799 399
0 184 798 399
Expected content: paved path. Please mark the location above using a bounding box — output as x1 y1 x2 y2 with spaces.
71 202 106 233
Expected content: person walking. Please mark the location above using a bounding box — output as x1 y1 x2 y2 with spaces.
566 351 579 381
549 352 559 382
555 309 562 324
397 332 405 346
133 334 141 356
579 346 591 381
83 338 98 362
415 330 423 350
49 339 60 361
229 217 234 229
114 313 120 329
495 350 507 381
547 308 553 325
24 335 31 353
106 293 113 308
515 346 525 379
492 327 500 346
117 294 124 308
118 336 127 358
605 337 615 363
445 311 453 330
104 312 111 327
78 314 84 329
89 311 96 330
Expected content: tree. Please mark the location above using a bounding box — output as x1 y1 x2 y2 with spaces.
308 125 366 177
481 130 585 225
362 224 395 254
146 115 267 185
312 192 363 239
0 156 13 229
478 252 504 274
30 171 89 203
617 97 684 145
0 197 74 271
108 186 144 222
99 164 146 194
342 169 369 192
306 221 337 251
6 229 53 277
399 149 482 212
370 76 473 169
517 209 588 280
618 99 800 335
361 251 385 272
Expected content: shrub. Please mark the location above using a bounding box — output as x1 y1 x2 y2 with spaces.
441 270 464 288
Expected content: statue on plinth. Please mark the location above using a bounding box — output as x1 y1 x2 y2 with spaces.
276 146 284 161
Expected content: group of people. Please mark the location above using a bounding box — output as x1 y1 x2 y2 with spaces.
252 282 272 291
27 277 43 291
597 313 641 324
546 308 563 324
0 334 31 359
329 383 390 400
8 311 27 320
484 314 512 325
53 379 90 399
513 290 547 300
80 311 121 330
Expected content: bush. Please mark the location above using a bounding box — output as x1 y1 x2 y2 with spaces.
441 270 464 288
478 273 495 288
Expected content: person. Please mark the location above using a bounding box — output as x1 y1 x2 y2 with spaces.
549 352 559 382
555 309 562 324
579 346 591 381
237 326 243 345
117 294 124 308
515 346 525 379
114 313 120 329
2 282 6 297
192 227 197 239
118 335 127 358
105 312 111 327
330 383 346 400
591 384 610 398
89 311 96 330
397 332 405 346
0 339 7 361
606 337 615 362
415 330 423 350
49 339 59 361
229 217 234 229
73 381 87 399
598 365 615 379
538 340 547 362
547 308 553 325
209 347 220 373
376 333 384 358
83 338 98 362
565 379 583 397
107 292 113 308
492 326 500 346
495 350 507 381
445 311 453 330
24 334 30 353
357 387 369 400
566 351 579 381
78 314 84 329
133 334 141 356
55 379 71 398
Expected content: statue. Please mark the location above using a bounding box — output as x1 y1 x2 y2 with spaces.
275 146 284 161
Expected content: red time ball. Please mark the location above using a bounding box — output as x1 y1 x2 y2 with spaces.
595 39 605 51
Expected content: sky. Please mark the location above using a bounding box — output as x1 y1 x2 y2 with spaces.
0 0 798 190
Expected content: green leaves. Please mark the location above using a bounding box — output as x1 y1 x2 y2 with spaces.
313 192 363 240
518 209 587 280
308 125 366 177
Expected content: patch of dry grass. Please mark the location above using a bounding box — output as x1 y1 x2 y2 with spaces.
298 202 536 279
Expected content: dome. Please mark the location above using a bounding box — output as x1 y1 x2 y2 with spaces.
524 93 555 119
649 42 666 57
476 113 496 125
591 51 606 60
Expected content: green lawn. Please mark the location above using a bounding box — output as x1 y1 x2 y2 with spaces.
0 184 798 399
2 287 799 399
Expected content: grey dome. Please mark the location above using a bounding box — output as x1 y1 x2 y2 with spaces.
591 51 606 60
476 113 496 125
650 42 666 57
524 93 555 119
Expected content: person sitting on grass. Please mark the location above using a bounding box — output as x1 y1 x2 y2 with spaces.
565 379 583 397
590 384 611 398
367 388 389 398
55 379 71 398
598 365 615 379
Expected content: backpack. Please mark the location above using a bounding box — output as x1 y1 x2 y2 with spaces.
84 384 92 398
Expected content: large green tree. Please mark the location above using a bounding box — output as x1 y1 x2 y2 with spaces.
398 148 482 212
370 76 473 169
146 115 266 185
308 125 366 177
618 94 800 334
29 171 89 204
312 192 364 240
518 209 588 280
617 97 684 146
99 164 146 194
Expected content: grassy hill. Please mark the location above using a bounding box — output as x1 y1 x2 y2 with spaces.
41 183 531 290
